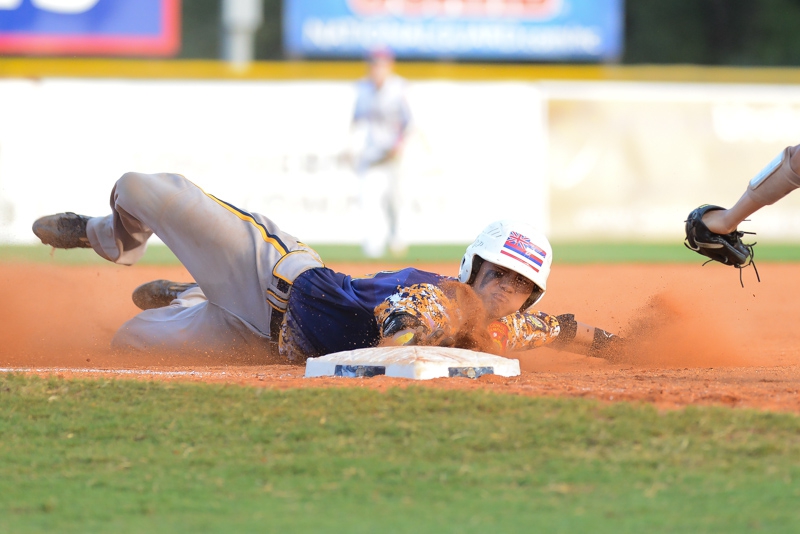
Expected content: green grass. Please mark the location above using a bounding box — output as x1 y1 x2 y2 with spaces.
0 244 181 265
6 242 800 265
2 374 799 533
552 242 800 263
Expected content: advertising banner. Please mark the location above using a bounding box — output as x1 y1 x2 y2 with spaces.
0 0 180 56
284 0 623 61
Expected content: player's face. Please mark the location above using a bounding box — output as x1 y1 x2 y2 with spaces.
369 58 393 87
472 261 536 319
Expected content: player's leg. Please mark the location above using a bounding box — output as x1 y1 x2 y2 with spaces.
358 165 391 258
703 145 800 233
386 161 407 256
107 172 323 335
131 280 200 310
44 172 321 340
111 298 272 358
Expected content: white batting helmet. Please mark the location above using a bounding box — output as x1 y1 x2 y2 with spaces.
458 220 553 311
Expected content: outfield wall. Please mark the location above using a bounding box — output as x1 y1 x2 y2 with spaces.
0 78 547 244
3 61 800 245
546 82 800 241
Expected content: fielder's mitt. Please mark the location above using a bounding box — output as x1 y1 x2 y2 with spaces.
684 205 759 284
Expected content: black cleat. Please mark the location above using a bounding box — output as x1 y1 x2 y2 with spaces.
32 212 92 249
132 279 198 310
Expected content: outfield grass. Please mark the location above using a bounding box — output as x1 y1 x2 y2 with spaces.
2 374 799 533
4 242 800 265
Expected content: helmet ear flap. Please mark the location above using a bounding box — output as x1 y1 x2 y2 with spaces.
520 284 545 312
466 256 484 286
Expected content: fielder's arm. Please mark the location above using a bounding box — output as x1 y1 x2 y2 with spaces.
702 144 800 235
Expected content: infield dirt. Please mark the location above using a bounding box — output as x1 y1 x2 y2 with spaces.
2 259 799 412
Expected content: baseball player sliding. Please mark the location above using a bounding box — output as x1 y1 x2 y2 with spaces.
32 172 622 362
685 143 800 279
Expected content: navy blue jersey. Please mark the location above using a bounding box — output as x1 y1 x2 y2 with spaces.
279 266 446 360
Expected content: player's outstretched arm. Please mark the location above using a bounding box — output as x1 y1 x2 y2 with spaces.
683 145 800 271
701 144 800 234
547 313 624 359
497 311 623 359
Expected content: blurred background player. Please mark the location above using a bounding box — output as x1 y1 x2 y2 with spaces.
349 47 411 258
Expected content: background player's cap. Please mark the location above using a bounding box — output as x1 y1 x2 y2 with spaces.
459 220 553 311
368 46 394 63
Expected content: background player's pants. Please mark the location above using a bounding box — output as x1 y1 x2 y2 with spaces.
84 172 322 357
358 161 402 258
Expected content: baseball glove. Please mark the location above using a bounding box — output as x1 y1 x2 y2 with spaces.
684 205 759 283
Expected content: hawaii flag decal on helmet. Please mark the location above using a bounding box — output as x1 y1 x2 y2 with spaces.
501 231 546 273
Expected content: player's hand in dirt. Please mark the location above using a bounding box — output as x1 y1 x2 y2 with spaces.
381 313 456 347
587 331 628 362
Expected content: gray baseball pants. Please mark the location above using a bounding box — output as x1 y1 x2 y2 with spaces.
85 172 322 357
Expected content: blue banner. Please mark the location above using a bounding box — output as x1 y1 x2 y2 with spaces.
284 0 623 61
0 0 180 56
